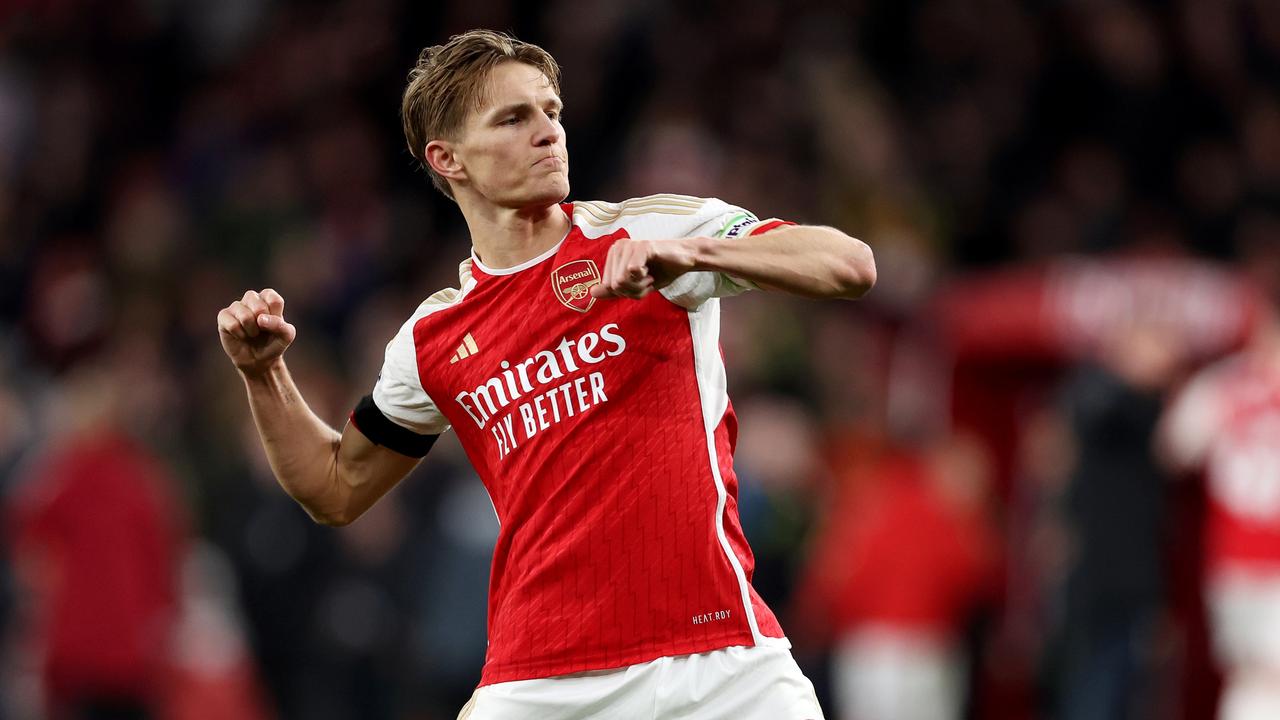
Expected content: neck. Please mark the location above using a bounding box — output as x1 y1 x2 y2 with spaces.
459 197 570 270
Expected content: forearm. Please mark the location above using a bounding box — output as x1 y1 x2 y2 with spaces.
691 225 876 299
240 359 348 524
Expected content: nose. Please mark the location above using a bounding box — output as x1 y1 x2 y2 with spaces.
533 112 562 148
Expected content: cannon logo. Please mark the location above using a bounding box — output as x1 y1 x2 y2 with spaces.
552 259 600 313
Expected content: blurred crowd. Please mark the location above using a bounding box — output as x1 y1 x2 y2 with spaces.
1 0 1278 719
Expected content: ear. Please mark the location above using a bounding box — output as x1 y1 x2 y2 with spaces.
425 139 467 183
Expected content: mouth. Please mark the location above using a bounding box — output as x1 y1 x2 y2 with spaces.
534 156 565 168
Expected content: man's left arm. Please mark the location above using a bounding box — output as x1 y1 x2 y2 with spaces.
591 224 876 301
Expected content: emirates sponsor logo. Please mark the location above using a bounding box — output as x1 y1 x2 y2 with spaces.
552 259 600 313
454 322 627 460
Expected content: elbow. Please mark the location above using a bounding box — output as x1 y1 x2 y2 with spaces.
307 505 354 527
307 443 360 527
835 238 876 299
308 491 368 527
314 510 353 527
301 479 360 527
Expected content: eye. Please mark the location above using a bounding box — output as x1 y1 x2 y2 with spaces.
500 116 520 126
546 109 560 121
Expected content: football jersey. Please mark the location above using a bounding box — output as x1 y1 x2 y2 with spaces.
364 194 794 685
1162 350 1280 572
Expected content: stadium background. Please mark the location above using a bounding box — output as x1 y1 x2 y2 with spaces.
1 0 1277 718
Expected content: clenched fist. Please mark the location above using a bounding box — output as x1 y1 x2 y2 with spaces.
590 237 703 300
217 288 297 377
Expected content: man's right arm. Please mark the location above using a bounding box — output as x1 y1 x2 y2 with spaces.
218 289 422 526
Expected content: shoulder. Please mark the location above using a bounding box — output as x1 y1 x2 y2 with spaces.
1161 352 1252 470
1167 352 1249 425
571 194 744 238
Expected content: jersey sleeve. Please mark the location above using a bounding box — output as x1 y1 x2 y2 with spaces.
356 315 451 455
659 197 795 309
1159 367 1223 472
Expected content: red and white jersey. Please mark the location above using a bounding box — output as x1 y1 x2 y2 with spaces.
371 194 793 685
1163 350 1280 572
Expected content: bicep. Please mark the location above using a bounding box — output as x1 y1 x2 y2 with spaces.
334 420 423 524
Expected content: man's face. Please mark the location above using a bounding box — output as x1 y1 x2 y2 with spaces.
450 62 569 208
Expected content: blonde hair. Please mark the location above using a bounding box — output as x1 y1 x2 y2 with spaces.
401 30 562 200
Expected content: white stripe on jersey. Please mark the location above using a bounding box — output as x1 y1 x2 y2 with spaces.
687 296 788 649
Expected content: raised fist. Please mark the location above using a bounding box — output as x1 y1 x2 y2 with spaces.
217 288 297 377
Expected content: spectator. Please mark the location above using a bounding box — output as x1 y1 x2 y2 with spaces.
6 358 185 720
797 434 999 720
1048 320 1185 720
1158 226 1280 720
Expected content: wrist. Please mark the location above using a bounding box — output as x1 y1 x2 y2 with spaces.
240 357 287 386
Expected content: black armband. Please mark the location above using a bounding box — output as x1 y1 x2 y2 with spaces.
350 394 439 458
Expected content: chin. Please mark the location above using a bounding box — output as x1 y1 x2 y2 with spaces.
517 179 570 208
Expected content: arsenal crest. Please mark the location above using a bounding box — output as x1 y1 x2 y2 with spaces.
551 259 601 313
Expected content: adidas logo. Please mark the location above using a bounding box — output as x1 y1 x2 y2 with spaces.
450 333 479 363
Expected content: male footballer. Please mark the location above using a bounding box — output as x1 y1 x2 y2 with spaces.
217 29 874 719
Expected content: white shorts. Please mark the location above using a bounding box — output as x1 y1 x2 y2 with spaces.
831 625 964 720
458 645 825 720
1207 567 1280 672
1207 567 1280 720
